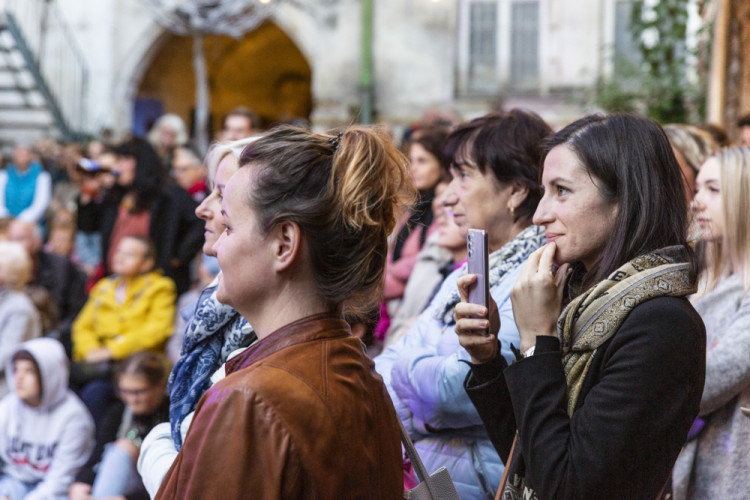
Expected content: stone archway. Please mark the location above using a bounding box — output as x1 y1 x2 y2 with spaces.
134 21 312 136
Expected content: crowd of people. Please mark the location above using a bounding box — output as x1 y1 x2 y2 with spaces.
0 103 747 499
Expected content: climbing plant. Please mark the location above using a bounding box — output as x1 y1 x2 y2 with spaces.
595 0 706 123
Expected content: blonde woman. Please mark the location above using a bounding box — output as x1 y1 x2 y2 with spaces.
663 124 718 201
672 146 750 499
0 241 41 395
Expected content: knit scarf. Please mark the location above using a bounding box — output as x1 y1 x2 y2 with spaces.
499 245 695 500
168 280 255 449
436 225 546 325
5 162 42 217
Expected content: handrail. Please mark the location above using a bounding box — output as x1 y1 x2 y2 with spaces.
2 0 89 139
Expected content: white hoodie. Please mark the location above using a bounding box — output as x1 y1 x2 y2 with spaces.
0 338 94 500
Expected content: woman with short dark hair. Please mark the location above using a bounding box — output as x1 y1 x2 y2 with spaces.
375 110 552 498
456 113 706 499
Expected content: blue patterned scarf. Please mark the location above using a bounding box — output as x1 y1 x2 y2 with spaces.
436 225 546 324
168 281 255 449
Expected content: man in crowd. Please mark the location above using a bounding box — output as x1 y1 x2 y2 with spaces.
221 106 260 141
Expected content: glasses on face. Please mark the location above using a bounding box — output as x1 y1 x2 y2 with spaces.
116 386 151 398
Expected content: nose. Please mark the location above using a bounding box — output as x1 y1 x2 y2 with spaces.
532 191 553 227
443 178 459 207
195 194 212 220
690 190 705 213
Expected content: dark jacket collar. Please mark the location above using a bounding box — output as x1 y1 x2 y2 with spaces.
225 313 351 375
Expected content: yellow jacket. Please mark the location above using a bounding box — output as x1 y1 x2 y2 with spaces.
72 270 176 361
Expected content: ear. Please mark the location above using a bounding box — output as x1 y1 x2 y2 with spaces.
271 221 302 272
508 182 530 211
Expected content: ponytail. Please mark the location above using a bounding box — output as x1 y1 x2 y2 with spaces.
239 125 416 314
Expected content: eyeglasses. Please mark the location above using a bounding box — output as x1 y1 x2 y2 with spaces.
116 386 151 397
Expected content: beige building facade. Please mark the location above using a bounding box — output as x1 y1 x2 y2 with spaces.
2 0 663 143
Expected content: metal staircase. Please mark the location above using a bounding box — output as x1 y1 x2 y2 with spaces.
0 0 88 152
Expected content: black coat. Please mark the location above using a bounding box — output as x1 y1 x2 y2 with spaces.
465 296 706 500
100 184 203 296
35 251 87 353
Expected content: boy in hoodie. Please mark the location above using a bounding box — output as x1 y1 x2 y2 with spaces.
0 338 94 500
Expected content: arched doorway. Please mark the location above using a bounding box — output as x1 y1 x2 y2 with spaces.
134 21 312 137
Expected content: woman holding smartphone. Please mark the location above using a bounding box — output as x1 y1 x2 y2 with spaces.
153 126 411 498
375 110 551 498
455 113 706 499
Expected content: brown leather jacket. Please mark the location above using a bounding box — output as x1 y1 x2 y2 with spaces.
156 313 404 499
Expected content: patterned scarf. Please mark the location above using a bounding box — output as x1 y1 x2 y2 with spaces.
559 245 695 415
168 280 255 449
499 245 695 500
436 225 546 325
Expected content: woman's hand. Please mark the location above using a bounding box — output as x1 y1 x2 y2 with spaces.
454 274 500 364
510 243 569 354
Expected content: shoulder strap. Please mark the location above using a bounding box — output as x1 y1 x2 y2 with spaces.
398 418 440 499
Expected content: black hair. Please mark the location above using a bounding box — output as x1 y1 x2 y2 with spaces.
543 113 696 291
111 137 164 212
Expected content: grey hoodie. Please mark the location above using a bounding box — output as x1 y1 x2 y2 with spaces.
0 338 94 499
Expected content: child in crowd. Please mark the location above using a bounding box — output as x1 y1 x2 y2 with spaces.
0 338 94 500
72 236 176 422
44 216 76 259
0 241 42 397
70 352 169 500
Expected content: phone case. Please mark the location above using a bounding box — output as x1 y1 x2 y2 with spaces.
467 228 489 308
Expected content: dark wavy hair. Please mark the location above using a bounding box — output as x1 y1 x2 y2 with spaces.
111 137 164 212
543 113 696 290
443 109 553 223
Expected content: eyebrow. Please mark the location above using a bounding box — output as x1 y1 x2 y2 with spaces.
545 176 575 186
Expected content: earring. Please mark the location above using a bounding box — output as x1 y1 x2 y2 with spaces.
509 205 515 217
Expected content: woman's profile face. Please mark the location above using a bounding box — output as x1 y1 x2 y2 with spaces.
433 182 466 252
195 154 240 256
446 154 516 251
213 167 274 311
409 143 443 192
691 158 724 242
533 145 618 269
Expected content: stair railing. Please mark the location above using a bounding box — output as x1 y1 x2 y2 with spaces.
3 0 89 139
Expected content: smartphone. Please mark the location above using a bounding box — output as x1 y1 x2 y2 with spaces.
467 228 489 310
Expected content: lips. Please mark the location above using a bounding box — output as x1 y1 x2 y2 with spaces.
545 232 562 243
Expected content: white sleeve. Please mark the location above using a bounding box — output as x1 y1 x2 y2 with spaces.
137 422 178 498
23 404 95 500
17 171 51 223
